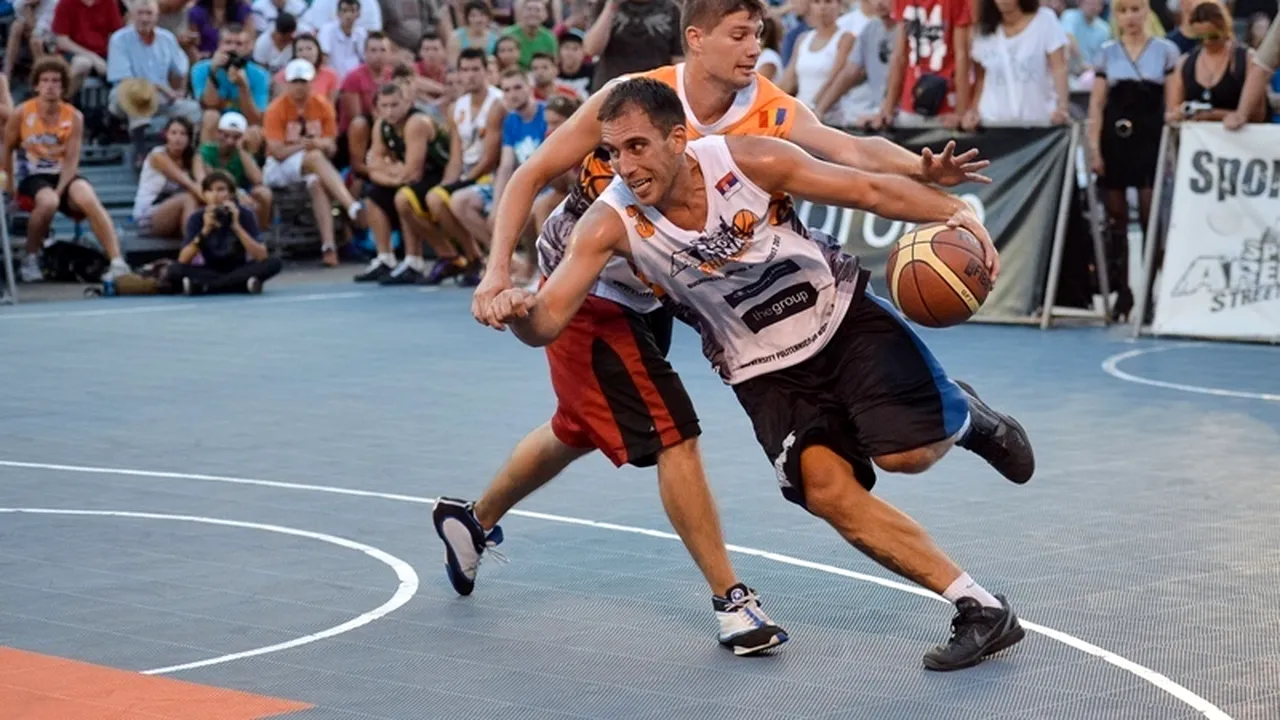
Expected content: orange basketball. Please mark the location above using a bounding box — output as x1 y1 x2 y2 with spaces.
731 209 758 237
885 223 992 328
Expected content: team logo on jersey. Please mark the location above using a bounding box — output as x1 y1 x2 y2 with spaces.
741 282 819 333
730 210 758 238
757 107 788 130
625 205 655 239
715 172 742 200
669 218 753 278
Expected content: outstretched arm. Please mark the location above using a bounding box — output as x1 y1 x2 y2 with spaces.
489 202 628 344
730 135 1000 279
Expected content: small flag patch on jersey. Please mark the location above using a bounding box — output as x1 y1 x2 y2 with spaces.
715 172 742 199
757 107 787 129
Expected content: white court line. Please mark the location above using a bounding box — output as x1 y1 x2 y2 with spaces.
0 459 1231 720
0 505 419 675
0 291 368 321
1102 343 1280 402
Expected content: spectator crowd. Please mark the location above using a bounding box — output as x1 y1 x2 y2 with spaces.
0 0 1278 299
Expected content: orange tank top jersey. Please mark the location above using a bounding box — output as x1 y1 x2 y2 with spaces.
14 99 75 179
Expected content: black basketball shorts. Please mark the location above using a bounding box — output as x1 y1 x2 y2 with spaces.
732 289 972 510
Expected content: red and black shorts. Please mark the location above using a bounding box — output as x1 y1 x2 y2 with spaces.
546 294 700 468
17 174 87 219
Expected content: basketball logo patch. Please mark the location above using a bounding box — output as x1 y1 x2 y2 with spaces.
730 210 758 239
625 205 655 239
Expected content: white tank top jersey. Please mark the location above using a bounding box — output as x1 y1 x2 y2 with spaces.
453 86 504 173
536 197 663 313
596 135 864 384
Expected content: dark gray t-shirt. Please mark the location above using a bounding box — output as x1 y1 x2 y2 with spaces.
843 18 894 117
589 0 683 92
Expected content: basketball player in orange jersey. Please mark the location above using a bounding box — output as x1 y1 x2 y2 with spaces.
433 0 1018 660
3 57 131 283
489 77 1028 671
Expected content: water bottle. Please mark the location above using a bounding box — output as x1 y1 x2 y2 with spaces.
101 278 116 297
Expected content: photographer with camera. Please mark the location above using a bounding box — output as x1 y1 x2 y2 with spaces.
192 23 271 147
167 170 282 295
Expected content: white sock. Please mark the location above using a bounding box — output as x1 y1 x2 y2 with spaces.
377 252 396 267
406 255 425 271
942 573 1001 609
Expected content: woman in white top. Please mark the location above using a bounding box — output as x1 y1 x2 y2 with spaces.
133 118 203 240
779 0 854 116
964 0 1071 129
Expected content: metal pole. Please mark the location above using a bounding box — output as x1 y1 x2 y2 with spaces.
1131 124 1174 337
1084 152 1112 322
1039 123 1080 330
0 191 17 306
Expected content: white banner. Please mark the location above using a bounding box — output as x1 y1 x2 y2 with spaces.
1153 123 1280 341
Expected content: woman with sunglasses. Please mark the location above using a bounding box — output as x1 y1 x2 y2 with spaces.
1166 1 1257 125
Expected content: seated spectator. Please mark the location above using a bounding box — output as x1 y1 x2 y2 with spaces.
319 0 373 81
582 0 680 91
448 0 499 65
494 35 523 75
3 58 130 282
339 32 394 189
194 111 273 229
503 0 557 70
253 12 296 73
133 117 203 239
189 0 253 58
273 33 340 104
169 170 283 295
251 0 307 35
1167 1 1253 124
779 0 855 117
52 0 124 95
192 24 270 146
263 59 368 266
415 31 449 98
356 82 449 284
1226 14 1280 128
1061 0 1112 80
555 28 593 96
301 0 382 38
965 0 1070 128
814 0 894 126
755 17 784 81
5 0 55 79
529 51 580 100
107 0 201 154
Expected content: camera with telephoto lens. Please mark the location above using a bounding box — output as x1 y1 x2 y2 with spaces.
215 206 234 226
225 53 249 69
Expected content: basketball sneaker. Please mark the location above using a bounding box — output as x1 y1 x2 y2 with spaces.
432 497 504 596
955 380 1035 484
923 594 1025 671
713 583 789 656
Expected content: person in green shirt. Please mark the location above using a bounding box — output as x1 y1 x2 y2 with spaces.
193 111 273 229
501 0 557 70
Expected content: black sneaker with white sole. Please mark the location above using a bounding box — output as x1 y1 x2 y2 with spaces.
432 497 503 596
923 594 1025 671
955 380 1035 484
713 583 789 656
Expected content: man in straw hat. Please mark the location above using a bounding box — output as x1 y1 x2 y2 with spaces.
106 0 201 158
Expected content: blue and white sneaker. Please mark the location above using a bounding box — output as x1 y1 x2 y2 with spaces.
432 497 504 596
713 583 789 656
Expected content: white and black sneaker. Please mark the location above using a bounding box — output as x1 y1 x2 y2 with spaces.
432 497 504 596
713 583 789 656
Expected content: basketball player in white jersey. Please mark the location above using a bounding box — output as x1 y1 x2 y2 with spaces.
488 78 1029 671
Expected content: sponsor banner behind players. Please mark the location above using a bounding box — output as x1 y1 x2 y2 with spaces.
1152 123 1280 342
797 126 1073 320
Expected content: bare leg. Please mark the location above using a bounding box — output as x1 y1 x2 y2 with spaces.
306 180 336 251
66 180 123 260
430 191 483 262
451 186 490 246
472 422 591 530
872 437 955 475
142 193 196 239
654 437 739 596
250 185 273 230
365 196 394 253
4 19 27 77
301 150 360 215
25 189 58 254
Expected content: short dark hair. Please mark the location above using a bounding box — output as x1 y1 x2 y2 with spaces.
220 21 246 37
597 77 686 137
463 0 490 18
390 62 415 80
420 30 442 45
366 30 389 47
29 56 70 91
499 66 528 83
680 0 766 40
337 0 360 9
546 94 581 118
202 170 236 193
529 51 555 66
275 11 297 34
377 82 403 98
978 0 1038 34
458 47 486 68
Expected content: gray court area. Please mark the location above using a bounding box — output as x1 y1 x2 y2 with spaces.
2 282 1278 719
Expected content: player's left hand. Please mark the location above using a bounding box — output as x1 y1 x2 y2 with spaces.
921 141 991 186
945 206 1000 283
488 288 538 329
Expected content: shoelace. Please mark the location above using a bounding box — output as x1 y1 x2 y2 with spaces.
723 590 761 613
459 537 508 575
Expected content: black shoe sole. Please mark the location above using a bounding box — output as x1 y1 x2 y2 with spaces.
719 627 790 657
955 380 1035 485
923 620 1026 672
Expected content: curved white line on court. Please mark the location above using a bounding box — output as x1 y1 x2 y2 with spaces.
0 460 1231 720
0 506 419 676
1102 343 1280 402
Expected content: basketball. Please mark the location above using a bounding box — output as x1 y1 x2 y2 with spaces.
731 209 758 237
885 223 992 328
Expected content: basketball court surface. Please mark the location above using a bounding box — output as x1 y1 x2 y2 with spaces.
1 282 1277 719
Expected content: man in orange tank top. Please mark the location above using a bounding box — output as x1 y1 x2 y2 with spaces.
2 57 130 282
433 0 993 658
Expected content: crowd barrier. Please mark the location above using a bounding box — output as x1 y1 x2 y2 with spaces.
1132 122 1280 344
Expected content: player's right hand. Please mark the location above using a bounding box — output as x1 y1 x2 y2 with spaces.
472 266 513 328
945 206 1000 283
489 288 537 329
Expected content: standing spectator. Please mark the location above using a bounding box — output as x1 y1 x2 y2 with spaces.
5 0 56 79
380 0 449 53
1247 12 1274 48
273 33 341 104
1166 1 1251 123
301 0 383 36
1226 13 1280 127
106 0 202 140
1086 0 1179 320
319 0 372 80
1166 0 1202 53
503 0 558 70
262 59 368 266
530 51 580 99
756 17 784 80
189 0 253 58
133 117 202 240
815 0 895 124
965 0 1070 127
194 111 273 228
3 58 130 282
780 0 812 65
253 12 297 73
251 0 307 34
1061 0 1112 78
448 0 500 65
780 0 855 114
876 0 972 126
555 28 594 95
192 24 271 144
52 0 124 95
169 170 283 295
583 0 681 91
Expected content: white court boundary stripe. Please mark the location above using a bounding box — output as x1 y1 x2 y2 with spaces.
0 505 420 676
0 291 368 321
1102 343 1280 402
0 460 1231 719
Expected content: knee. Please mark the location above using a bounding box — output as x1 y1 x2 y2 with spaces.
426 190 448 216
252 185 273 207
302 148 327 168
31 193 58 216
69 55 91 75
872 446 942 475
798 446 868 523
393 190 413 216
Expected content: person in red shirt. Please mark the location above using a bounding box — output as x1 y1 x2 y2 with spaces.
529 51 581 100
876 0 972 128
51 0 124 95
338 30 392 192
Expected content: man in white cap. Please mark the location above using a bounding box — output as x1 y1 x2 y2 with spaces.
263 58 367 265
194 111 273 229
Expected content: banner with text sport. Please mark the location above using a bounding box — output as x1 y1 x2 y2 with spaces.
1153 123 1280 342
806 126 1072 319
